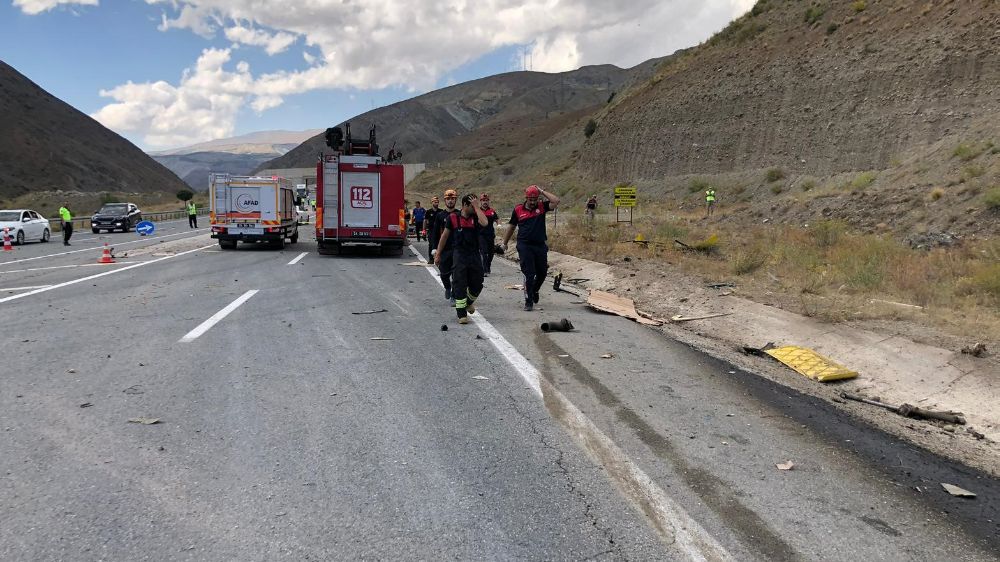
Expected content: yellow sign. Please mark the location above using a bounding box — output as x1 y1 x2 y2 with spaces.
614 195 636 208
614 186 637 196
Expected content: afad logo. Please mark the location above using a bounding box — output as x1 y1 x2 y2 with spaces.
235 193 260 213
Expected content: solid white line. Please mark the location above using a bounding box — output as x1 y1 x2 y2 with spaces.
178 290 258 343
407 244 732 561
287 252 308 265
0 244 215 305
0 229 210 267
0 262 136 274
0 285 52 292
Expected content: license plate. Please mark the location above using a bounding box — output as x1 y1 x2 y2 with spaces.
352 231 371 237
236 222 257 228
231 227 263 235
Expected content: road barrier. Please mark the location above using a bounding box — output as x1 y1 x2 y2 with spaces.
52 209 209 232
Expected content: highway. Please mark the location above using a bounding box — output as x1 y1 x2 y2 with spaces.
1 222 997 561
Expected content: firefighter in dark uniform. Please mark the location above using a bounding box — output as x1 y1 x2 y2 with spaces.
424 196 443 263
432 190 460 301
478 193 499 276
501 184 560 311
435 193 488 324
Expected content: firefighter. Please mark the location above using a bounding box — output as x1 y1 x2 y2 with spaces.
424 196 443 261
705 187 716 216
500 185 560 311
411 201 426 242
478 193 499 276
432 190 460 302
434 193 488 324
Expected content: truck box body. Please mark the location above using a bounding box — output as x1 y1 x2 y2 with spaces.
209 174 299 249
315 154 406 255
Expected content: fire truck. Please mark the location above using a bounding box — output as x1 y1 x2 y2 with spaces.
209 174 299 250
315 123 407 255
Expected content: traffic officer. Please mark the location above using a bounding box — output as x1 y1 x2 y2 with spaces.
187 200 198 228
424 196 443 261
434 193 488 324
501 185 560 311
705 187 716 216
478 193 499 276
58 202 73 246
432 190 460 302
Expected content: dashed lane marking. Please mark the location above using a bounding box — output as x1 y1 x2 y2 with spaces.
0 285 53 292
287 252 308 265
178 290 258 343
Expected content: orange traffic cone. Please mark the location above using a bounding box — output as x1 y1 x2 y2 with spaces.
98 242 115 264
2 227 11 252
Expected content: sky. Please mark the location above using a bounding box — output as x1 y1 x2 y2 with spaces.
2 0 754 151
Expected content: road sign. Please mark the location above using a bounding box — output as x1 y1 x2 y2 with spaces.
614 195 637 208
136 220 155 236
614 186 637 196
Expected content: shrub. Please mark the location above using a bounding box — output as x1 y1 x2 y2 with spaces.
766 168 785 182
689 178 710 193
732 246 769 275
851 1 867 13
750 1 769 16
805 6 826 25
826 23 840 35
970 263 1000 298
583 119 597 138
962 165 985 180
771 184 784 195
984 187 1000 210
176 189 194 202
850 171 877 190
811 220 845 247
800 179 816 191
692 234 720 254
953 142 986 162
929 187 945 201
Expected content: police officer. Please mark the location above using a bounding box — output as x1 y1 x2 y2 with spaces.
432 190 460 301
58 202 73 246
500 185 560 311
705 187 716 217
187 200 198 228
424 196 443 261
478 193 499 276
434 193 488 324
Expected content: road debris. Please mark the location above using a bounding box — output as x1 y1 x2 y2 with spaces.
870 298 924 310
941 483 976 498
670 312 733 322
707 282 735 289
79 402 93 408
540 318 574 332
741 342 776 356
128 417 161 425
370 337 394 341
600 353 614 359
587 290 662 326
776 461 794 471
552 273 585 297
966 427 986 440
351 309 388 315
841 392 966 425
505 284 524 290
440 325 448 331
398 262 426 266
472 376 489 380
960 342 987 357
66 369 76 374
765 346 858 382
123 385 144 395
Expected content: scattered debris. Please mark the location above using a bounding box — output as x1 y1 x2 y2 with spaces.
941 483 976 498
600 353 614 359
552 273 585 297
123 385 144 395
505 284 524 290
79 402 93 408
472 376 489 381
841 392 966 424
558 354 570 358
765 346 859 382
398 262 426 266
673 239 691 249
966 427 986 440
440 325 448 331
587 290 663 326
960 342 987 357
475 334 484 340
567 278 590 283
66 369 76 374
540 318 574 332
128 417 161 425
742 342 777 356
707 282 735 289
670 312 733 322
351 309 388 315
370 337 394 341
870 298 924 310
775 461 795 471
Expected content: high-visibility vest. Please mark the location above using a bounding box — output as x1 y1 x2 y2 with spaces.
706 189 716 202
59 207 72 221
187 202 197 215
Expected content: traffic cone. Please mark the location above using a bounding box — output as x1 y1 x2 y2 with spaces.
2 227 11 252
98 242 115 264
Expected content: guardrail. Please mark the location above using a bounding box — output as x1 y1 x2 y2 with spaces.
51 209 209 232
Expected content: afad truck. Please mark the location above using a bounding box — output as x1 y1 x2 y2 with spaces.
315 123 406 256
209 174 300 250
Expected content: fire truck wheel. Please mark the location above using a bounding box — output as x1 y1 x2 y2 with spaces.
219 239 237 250
318 243 340 256
271 238 285 250
290 230 299 244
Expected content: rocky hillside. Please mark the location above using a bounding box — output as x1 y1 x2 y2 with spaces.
150 152 277 191
260 61 661 171
0 60 189 202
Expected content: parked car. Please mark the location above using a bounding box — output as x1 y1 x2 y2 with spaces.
295 205 310 225
92 203 142 233
0 209 51 245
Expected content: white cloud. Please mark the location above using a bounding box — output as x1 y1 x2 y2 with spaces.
13 0 97 15
89 0 753 148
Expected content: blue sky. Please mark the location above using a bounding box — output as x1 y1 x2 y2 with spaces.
2 0 750 151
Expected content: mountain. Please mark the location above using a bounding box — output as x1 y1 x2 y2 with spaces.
258 61 662 172
0 60 189 203
149 129 321 156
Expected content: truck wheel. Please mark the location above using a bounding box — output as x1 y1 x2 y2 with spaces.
318 243 340 256
290 229 299 244
219 240 237 250
271 238 285 250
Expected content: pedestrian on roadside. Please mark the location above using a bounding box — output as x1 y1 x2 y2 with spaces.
58 202 73 246
435 193 488 324
424 196 443 261
585 194 598 221
500 185 560 311
478 193 499 276
411 201 426 241
705 187 716 217
187 200 198 228
432 190 461 302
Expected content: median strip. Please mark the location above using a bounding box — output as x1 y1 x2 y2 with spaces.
179 290 259 343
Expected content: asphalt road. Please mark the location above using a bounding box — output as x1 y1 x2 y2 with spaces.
0 230 997 561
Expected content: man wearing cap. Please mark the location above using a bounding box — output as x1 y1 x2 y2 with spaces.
424 196 443 261
432 190 460 302
501 185 560 311
478 193 499 276
434 193 488 324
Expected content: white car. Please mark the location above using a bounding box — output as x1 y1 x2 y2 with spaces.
295 205 310 225
0 209 51 245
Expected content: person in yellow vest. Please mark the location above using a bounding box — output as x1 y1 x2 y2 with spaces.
705 187 717 217
58 202 73 245
187 200 198 228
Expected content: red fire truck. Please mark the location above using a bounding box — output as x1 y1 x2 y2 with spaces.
315 124 407 255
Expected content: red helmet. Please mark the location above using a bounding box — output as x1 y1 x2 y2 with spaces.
525 185 540 198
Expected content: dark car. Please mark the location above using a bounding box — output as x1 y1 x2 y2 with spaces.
91 203 142 233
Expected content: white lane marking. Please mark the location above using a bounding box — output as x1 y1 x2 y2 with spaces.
287 252 308 265
0 244 215 305
0 285 52 292
0 229 210 267
178 290 258 343
408 244 733 561
0 262 135 274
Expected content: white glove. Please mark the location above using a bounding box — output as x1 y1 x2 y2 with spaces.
430 249 436 257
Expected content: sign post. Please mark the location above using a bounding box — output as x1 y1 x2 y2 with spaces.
614 185 637 224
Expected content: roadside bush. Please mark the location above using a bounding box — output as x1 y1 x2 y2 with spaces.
731 246 769 275
583 119 597 138
800 179 816 192
771 184 784 195
984 187 1000 210
850 171 877 190
811 220 845 248
805 6 826 25
970 263 1000 298
692 233 720 254
962 165 985 180
928 187 945 201
826 23 840 35
851 1 867 13
765 168 785 182
953 142 986 162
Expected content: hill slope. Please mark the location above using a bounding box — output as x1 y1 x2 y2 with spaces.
0 60 189 202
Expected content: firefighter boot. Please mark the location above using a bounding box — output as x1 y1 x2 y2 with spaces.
466 293 477 315
457 306 469 324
